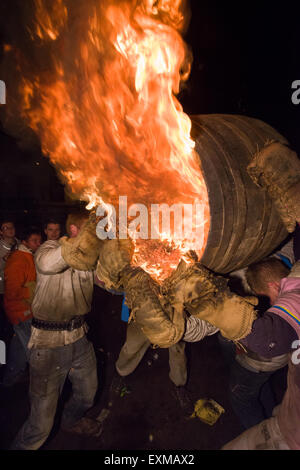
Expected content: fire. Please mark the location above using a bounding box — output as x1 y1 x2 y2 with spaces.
132 237 196 281
5 0 210 281
30 0 68 42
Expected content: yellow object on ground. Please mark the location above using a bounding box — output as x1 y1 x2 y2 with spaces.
192 398 225 425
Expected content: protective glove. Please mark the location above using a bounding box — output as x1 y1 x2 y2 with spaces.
24 280 36 305
187 291 257 341
162 260 228 315
96 238 134 290
96 239 184 348
183 315 219 342
121 265 185 348
247 141 300 232
60 212 102 271
163 261 257 341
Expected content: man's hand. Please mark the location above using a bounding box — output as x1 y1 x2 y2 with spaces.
60 212 102 271
95 239 185 348
96 239 134 290
247 141 300 232
188 292 257 341
162 261 228 310
121 265 185 348
164 261 257 341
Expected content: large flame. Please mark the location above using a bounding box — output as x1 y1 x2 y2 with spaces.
3 0 210 281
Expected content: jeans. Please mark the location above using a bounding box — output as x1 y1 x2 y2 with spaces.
217 332 277 430
229 360 276 430
217 332 236 367
11 335 98 450
3 318 32 385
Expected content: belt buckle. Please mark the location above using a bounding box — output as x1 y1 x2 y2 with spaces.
68 318 76 331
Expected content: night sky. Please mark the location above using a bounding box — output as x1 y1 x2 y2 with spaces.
0 0 300 229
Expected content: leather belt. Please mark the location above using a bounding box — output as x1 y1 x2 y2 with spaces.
32 316 85 331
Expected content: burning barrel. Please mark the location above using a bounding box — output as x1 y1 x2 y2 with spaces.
191 114 289 274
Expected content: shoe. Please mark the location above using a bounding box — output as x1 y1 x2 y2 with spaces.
173 386 194 416
61 417 103 437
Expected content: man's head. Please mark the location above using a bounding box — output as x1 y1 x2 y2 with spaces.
21 227 42 253
44 220 61 241
65 209 89 238
0 220 16 241
246 258 290 304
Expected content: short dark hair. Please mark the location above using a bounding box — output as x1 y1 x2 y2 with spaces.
43 219 61 230
0 219 15 231
246 258 290 294
21 226 42 242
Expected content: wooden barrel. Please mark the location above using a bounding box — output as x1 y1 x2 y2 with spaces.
190 114 289 273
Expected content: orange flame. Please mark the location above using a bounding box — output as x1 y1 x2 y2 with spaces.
7 0 210 281
30 0 68 42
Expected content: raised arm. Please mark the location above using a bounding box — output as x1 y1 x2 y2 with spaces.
35 241 69 275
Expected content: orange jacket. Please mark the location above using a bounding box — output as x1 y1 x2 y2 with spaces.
4 247 35 325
